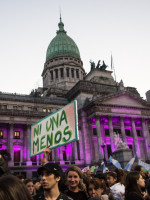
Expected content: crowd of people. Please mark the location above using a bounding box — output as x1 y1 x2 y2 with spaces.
1 148 150 200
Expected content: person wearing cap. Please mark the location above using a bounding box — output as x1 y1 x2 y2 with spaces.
33 163 73 200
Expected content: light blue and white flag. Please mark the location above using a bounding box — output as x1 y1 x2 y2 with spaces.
102 163 108 173
124 154 136 171
109 156 122 169
138 160 150 172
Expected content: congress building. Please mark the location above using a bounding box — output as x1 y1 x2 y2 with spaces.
1 18 150 178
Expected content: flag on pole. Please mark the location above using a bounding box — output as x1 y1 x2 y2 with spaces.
109 156 122 169
138 160 150 172
82 166 89 173
110 53 117 82
124 154 136 171
111 54 113 70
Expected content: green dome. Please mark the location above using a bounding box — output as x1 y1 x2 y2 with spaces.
46 18 81 61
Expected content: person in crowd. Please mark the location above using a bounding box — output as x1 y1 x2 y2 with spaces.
0 174 33 200
145 178 150 200
65 165 88 200
33 163 73 200
114 168 129 186
134 165 143 172
24 178 34 196
0 153 10 176
16 174 25 182
125 171 146 200
87 177 109 200
94 172 110 195
32 177 42 195
106 171 125 200
94 171 107 184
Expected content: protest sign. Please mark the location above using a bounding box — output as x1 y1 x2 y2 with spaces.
82 166 89 173
30 100 78 157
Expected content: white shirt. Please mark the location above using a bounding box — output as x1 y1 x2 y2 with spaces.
110 182 125 200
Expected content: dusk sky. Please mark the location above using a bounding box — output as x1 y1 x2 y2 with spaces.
0 0 150 98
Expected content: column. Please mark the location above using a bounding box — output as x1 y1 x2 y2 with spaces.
108 116 115 151
20 145 23 165
80 111 92 164
64 66 66 79
79 69 82 80
145 120 150 143
59 146 64 164
71 142 75 161
120 117 127 144
95 116 103 161
58 68 61 81
54 69 56 80
88 119 97 162
47 70 50 87
54 149 59 162
8 123 14 166
51 148 55 161
23 127 27 162
26 124 32 165
73 141 78 162
142 118 150 160
36 154 40 166
131 118 139 155
78 129 84 161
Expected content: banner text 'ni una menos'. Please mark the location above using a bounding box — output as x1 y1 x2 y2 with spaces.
30 100 78 157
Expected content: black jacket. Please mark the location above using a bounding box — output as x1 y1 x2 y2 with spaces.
33 192 73 200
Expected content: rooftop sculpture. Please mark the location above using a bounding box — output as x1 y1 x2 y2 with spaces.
90 60 108 71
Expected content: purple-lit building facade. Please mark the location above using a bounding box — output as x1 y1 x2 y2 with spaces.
1 18 150 178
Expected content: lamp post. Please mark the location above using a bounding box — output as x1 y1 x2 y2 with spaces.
101 142 106 163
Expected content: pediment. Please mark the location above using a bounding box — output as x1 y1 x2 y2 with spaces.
96 92 150 109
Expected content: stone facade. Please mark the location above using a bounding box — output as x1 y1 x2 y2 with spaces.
1 19 150 178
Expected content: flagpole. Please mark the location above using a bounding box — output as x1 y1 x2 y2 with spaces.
111 52 117 82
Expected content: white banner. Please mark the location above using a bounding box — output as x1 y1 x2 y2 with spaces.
30 100 78 157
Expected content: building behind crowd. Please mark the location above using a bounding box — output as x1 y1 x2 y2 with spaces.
1 18 150 178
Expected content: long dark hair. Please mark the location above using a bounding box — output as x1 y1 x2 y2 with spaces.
0 175 33 200
125 171 143 199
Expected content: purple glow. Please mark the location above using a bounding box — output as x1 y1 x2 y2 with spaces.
126 137 133 143
65 143 72 156
0 145 4 150
124 119 131 124
112 117 119 123
100 116 108 123
13 146 20 151
105 137 111 145
91 117 95 123
136 120 141 125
